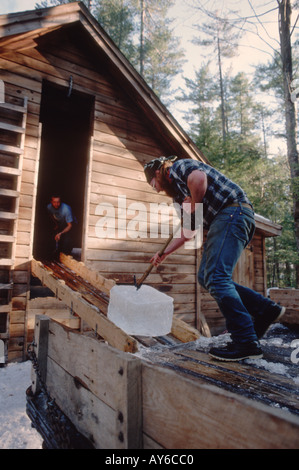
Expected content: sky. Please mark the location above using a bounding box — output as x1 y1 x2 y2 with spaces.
0 0 37 12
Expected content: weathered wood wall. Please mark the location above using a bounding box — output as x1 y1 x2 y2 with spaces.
32 316 142 449
269 288 299 326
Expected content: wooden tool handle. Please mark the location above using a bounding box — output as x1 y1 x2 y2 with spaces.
135 232 174 288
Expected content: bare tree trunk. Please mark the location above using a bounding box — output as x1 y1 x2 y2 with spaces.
261 108 268 158
278 0 299 287
139 0 145 77
217 36 227 142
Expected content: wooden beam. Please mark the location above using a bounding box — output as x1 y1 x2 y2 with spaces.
170 317 200 342
60 253 115 295
269 288 299 326
30 316 49 395
31 259 138 353
142 361 299 449
41 318 143 449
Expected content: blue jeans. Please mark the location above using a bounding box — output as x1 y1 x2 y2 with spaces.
198 204 271 344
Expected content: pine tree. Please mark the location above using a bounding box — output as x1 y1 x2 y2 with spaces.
179 63 220 155
137 0 185 102
191 11 241 142
94 0 136 64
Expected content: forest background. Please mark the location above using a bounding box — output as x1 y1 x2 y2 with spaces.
2 0 299 288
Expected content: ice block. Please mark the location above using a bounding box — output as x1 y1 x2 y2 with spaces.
107 285 174 336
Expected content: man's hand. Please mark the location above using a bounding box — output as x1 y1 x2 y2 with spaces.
150 252 167 266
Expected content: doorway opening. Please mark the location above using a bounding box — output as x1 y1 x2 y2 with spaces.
33 80 94 260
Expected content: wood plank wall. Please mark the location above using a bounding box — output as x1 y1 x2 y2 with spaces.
0 27 269 358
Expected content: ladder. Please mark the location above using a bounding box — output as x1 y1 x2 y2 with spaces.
0 96 28 363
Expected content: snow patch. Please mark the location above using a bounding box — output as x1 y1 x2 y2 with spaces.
0 361 43 449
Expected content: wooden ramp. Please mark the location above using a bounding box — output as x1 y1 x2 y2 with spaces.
30 256 202 353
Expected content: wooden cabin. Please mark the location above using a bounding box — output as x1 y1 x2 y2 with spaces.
0 2 282 363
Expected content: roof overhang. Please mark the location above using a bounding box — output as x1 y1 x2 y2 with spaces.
255 214 282 237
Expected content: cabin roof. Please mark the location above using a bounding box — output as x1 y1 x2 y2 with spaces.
0 1 282 237
0 1 208 163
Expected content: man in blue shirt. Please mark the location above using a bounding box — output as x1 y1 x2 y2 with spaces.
47 194 73 258
144 156 285 362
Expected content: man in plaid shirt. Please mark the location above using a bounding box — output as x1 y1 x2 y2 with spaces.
144 156 285 361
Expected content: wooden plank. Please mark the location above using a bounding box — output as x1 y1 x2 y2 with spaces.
31 259 138 353
0 102 27 114
0 188 19 197
45 319 142 449
60 253 115 295
80 248 194 266
31 316 49 395
142 361 299 449
27 309 80 330
0 121 25 133
0 143 23 155
170 317 200 342
0 166 21 176
163 348 299 412
0 304 10 313
0 234 14 242
269 289 299 325
0 211 17 220
46 356 118 449
269 288 299 305
47 319 134 409
27 297 67 309
0 258 13 266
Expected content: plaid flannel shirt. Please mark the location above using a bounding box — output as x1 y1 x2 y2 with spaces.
168 159 252 228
